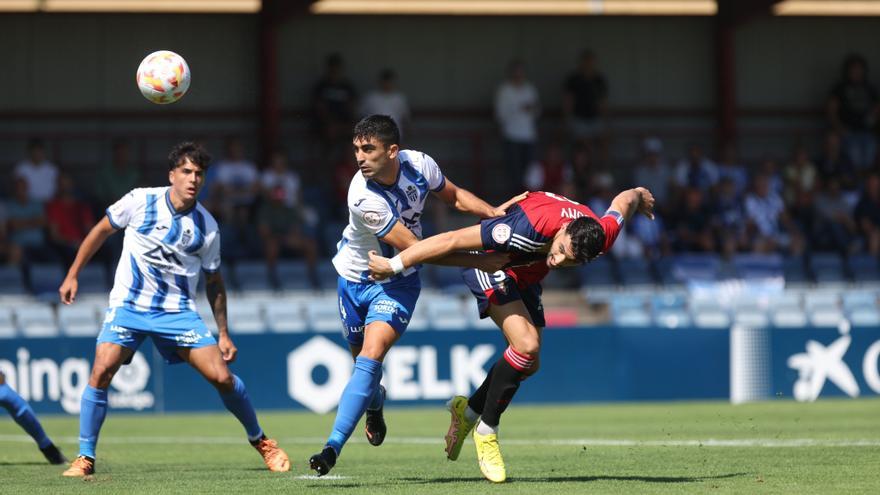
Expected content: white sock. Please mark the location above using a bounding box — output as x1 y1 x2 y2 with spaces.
464 406 480 423
476 420 498 436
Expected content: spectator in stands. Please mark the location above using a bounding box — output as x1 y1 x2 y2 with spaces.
814 178 858 254
783 144 818 205
744 174 803 255
816 130 858 193
95 139 141 208
673 143 719 193
495 59 540 196
562 49 608 164
716 142 748 197
361 69 411 138
855 173 880 255
523 142 571 195
261 149 319 231
632 137 672 209
827 53 880 170
711 177 747 257
0 202 12 264
758 156 785 198
46 174 94 266
670 187 715 252
6 178 56 290
257 186 320 289
568 144 596 200
212 136 260 211
630 213 669 260
311 53 358 161
14 138 58 203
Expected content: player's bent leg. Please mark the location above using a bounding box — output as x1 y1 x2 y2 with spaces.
64 342 132 477
179 345 290 472
311 321 398 475
0 374 67 464
445 395 478 461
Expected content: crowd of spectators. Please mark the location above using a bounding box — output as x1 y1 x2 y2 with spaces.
2 51 879 293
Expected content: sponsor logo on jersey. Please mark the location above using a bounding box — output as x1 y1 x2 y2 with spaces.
492 223 512 244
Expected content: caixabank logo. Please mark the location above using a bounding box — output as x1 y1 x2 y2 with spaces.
787 324 880 402
0 347 154 413
286 336 496 413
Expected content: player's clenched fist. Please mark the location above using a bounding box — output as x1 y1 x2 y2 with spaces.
367 251 393 281
634 187 656 220
59 277 78 305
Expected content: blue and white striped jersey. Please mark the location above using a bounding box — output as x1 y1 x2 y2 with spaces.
333 149 446 283
105 187 220 312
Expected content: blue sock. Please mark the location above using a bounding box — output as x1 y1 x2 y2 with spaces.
220 375 263 442
326 356 383 455
79 386 108 459
0 383 52 449
368 384 385 411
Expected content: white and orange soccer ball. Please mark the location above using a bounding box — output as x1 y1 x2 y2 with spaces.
135 50 191 104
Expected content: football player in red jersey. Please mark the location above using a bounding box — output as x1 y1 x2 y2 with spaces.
368 187 655 483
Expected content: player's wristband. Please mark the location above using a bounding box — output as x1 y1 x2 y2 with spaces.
389 255 405 275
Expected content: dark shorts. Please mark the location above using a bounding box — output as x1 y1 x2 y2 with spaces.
461 268 545 328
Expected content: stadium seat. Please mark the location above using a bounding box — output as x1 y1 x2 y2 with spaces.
0 266 26 296
653 309 691 329
427 266 468 293
233 261 272 291
692 310 730 329
809 309 845 328
733 311 769 329
578 257 617 287
276 261 312 291
669 254 721 284
610 294 647 313
227 300 265 334
782 256 809 285
618 257 656 286
463 299 495 330
771 308 809 328
264 300 307 333
58 304 101 337
732 254 783 280
842 290 878 312
804 291 840 312
849 308 880 327
809 253 846 283
76 264 108 294
29 263 65 297
767 292 802 311
426 298 467 330
196 303 219 334
847 255 880 282
317 262 338 289
614 309 651 327
0 307 16 338
305 297 344 332
15 303 59 338
651 293 686 312
406 297 431 331
689 296 724 313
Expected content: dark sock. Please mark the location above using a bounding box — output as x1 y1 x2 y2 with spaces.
480 347 534 427
467 364 495 415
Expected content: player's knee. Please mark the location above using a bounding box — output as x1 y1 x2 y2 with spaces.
511 338 540 357
211 369 235 392
89 363 117 388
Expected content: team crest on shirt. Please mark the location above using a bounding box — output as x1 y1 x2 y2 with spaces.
363 211 382 226
492 223 512 243
405 185 419 203
180 228 193 247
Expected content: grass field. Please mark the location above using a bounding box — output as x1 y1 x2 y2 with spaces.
2 399 879 494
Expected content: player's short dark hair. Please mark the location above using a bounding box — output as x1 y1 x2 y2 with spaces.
168 141 211 171
353 115 400 148
566 216 606 263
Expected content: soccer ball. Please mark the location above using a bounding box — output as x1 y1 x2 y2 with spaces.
136 50 191 104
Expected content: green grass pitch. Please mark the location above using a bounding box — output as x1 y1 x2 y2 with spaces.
2 399 879 494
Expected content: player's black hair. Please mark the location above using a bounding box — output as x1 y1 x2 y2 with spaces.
566 216 606 263
353 115 400 148
168 141 211 171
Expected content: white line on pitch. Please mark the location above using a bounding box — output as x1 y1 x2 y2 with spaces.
1 434 879 448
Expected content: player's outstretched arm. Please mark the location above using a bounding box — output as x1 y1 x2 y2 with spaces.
369 225 486 280
205 271 237 363
59 216 118 305
608 187 655 222
433 179 526 219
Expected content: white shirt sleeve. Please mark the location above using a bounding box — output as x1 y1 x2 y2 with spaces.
201 230 222 272
105 189 140 229
417 152 446 192
350 195 398 238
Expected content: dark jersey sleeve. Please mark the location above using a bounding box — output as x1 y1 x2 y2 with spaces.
479 205 545 254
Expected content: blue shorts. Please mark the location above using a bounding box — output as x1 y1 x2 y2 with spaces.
461 268 546 328
337 275 420 346
96 306 216 365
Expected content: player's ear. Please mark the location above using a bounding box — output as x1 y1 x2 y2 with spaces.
386 143 399 160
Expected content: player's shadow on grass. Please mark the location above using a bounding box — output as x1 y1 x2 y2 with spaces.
398 472 748 484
